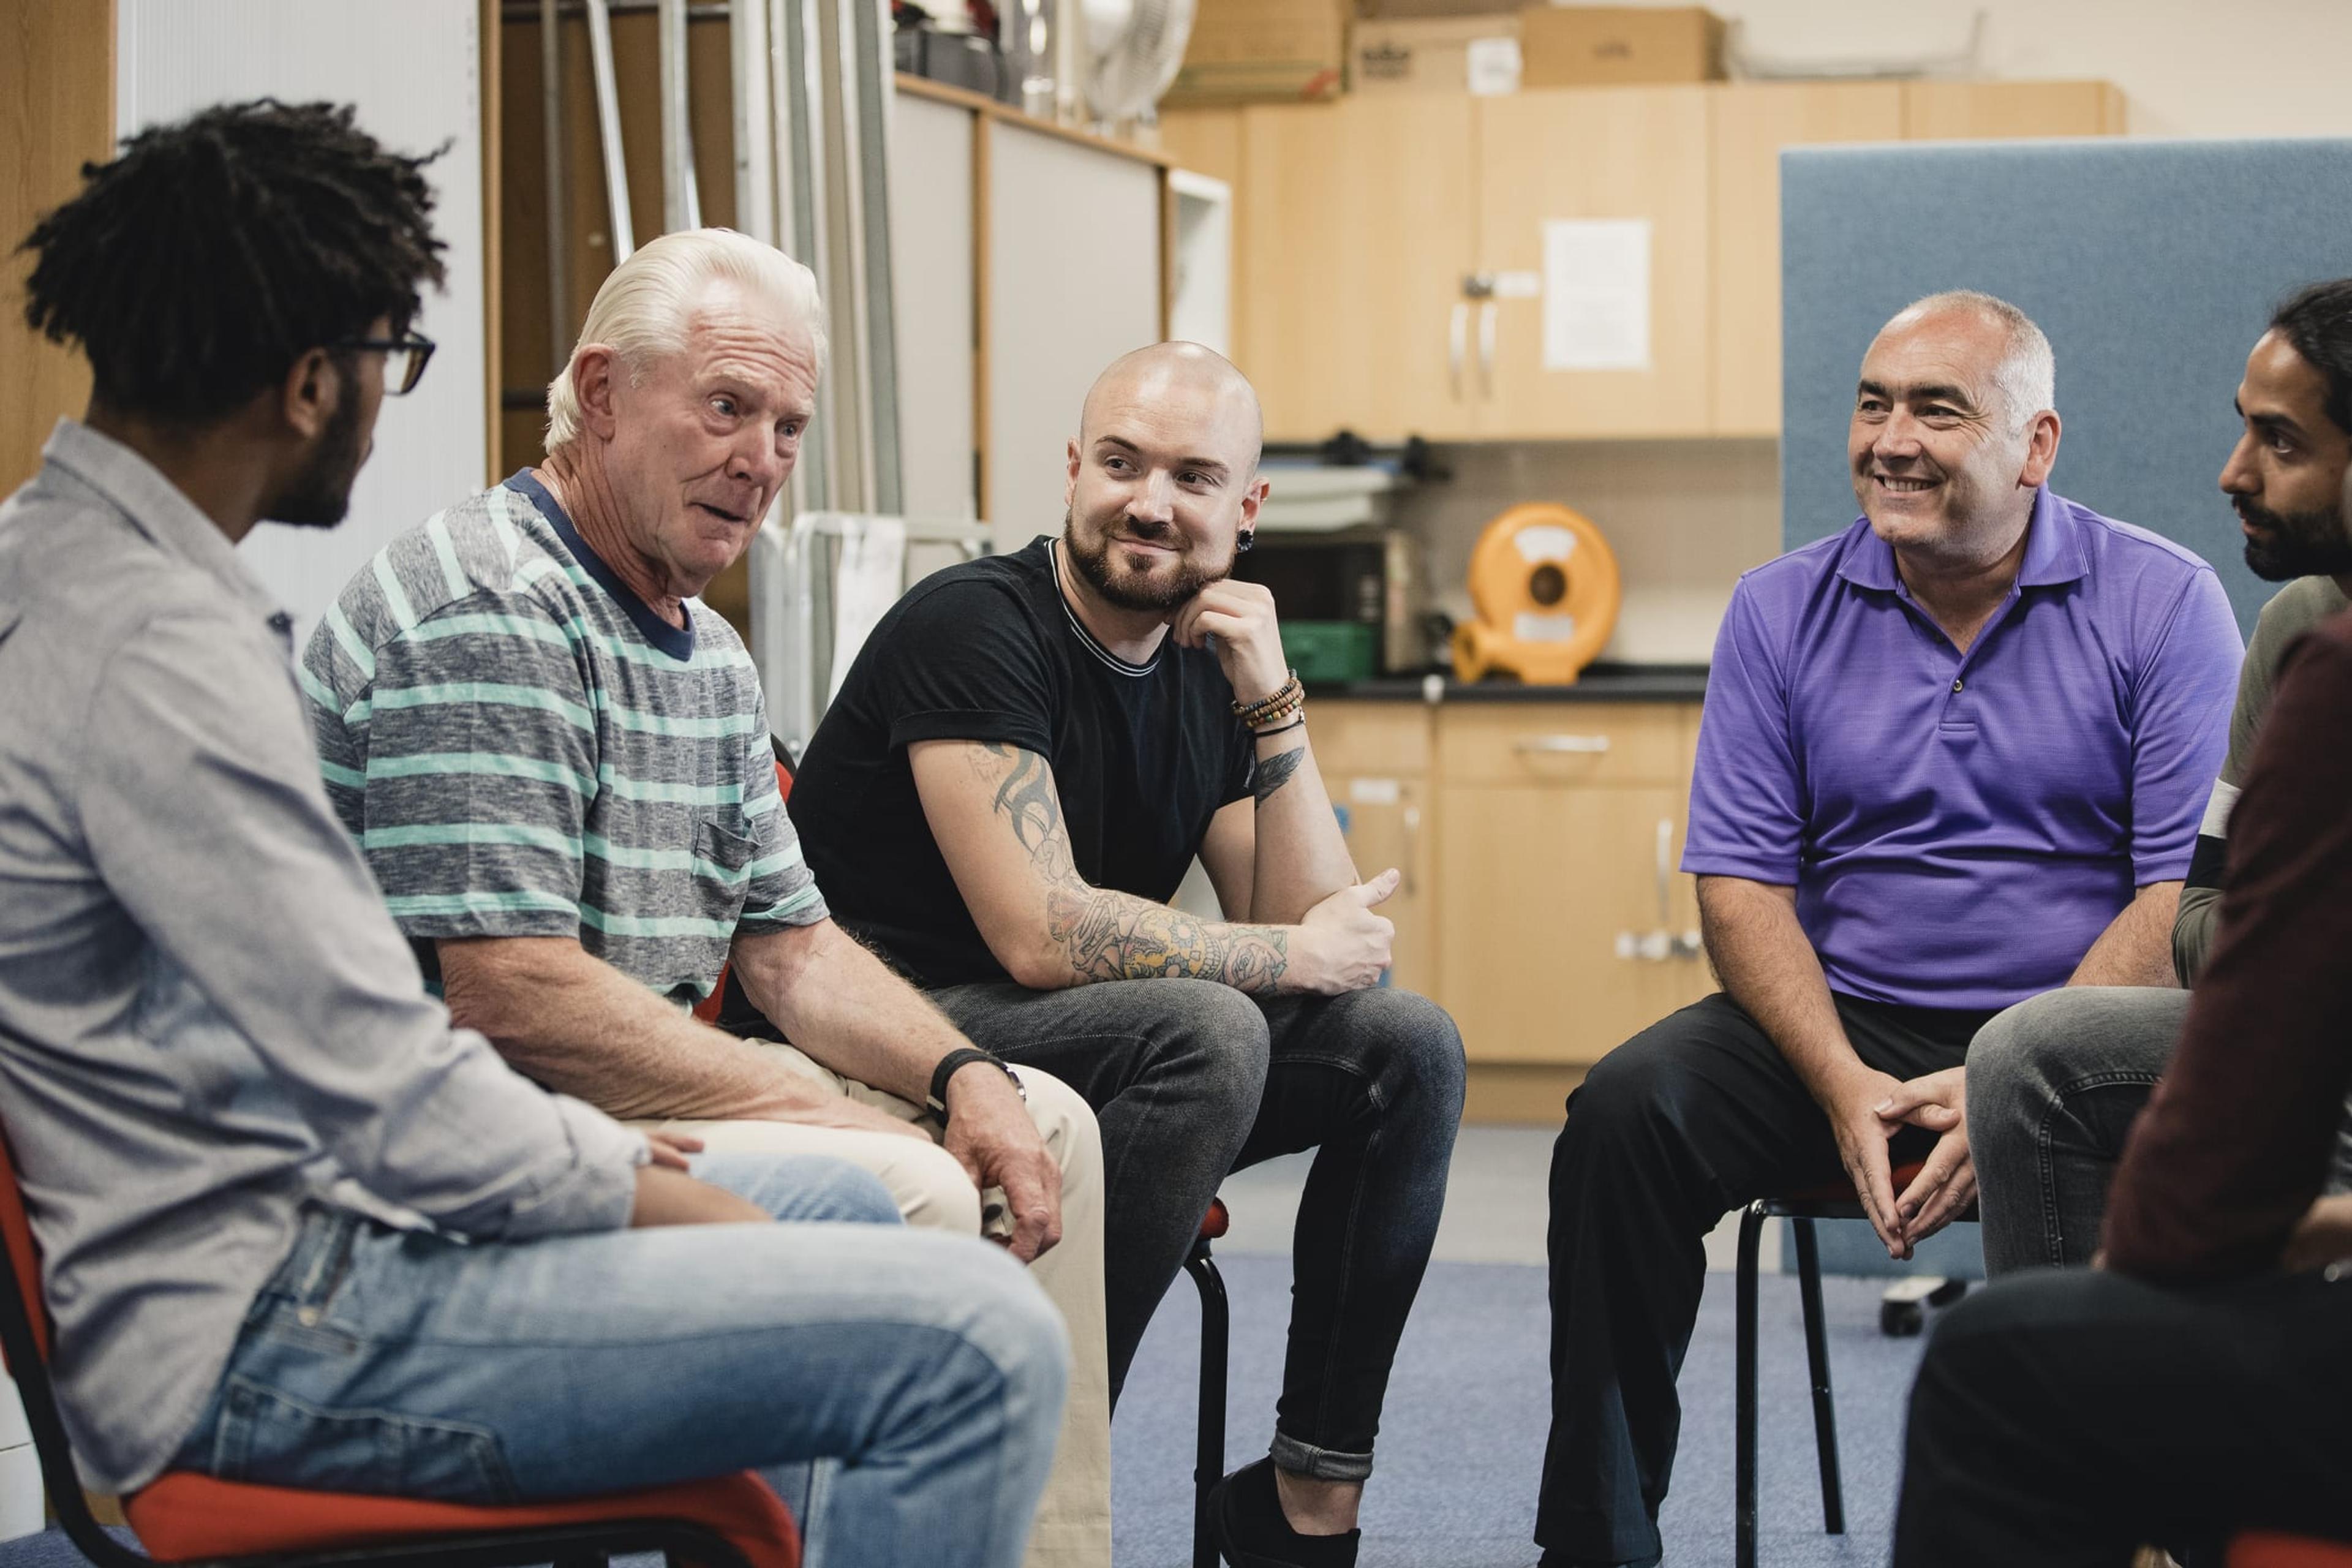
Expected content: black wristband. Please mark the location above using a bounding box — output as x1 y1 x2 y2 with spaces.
926 1047 1022 1121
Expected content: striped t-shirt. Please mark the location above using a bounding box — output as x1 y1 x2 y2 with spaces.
302 472 824 1002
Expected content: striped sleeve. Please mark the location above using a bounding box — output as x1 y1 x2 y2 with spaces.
346 593 598 940
731 674 827 929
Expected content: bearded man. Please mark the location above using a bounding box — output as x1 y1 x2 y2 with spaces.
1967 277 2352 1279
788 341 1467 1568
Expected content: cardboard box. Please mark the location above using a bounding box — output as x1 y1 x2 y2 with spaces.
1351 15 1523 96
1166 0 1349 106
1355 0 1525 16
1520 6 1724 87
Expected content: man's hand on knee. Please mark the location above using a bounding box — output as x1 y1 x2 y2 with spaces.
1821 1064 1913 1259
941 1067 1064 1262
1880 1067 1975 1246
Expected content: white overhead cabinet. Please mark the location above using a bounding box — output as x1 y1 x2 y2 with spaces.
982 112 1166 550
888 80 1173 553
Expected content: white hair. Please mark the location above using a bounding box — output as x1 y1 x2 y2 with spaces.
545 228 827 450
1893 289 2056 428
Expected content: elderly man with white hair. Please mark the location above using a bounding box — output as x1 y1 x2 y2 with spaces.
302 228 1110 1568
1533 291 2244 1568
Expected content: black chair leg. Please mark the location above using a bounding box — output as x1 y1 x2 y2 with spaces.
1790 1218 1845 1536
1188 1240 1229 1568
1734 1202 1763 1568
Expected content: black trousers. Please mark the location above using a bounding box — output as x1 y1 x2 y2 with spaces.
1537 990 1991 1567
1895 1264 2352 1567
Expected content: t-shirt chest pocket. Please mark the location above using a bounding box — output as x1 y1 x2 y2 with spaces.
692 816 760 890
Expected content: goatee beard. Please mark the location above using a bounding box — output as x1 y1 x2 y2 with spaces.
1060 508 1228 612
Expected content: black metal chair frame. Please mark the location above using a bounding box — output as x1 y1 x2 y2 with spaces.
1733 1202 1843 1568
0 1230 755 1568
1735 1194 1978 1568
1185 1228 1230 1568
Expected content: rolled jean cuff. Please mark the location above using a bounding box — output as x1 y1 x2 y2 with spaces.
1270 1431 1372 1483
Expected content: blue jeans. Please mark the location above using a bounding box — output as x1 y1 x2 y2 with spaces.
169 1153 1069 1568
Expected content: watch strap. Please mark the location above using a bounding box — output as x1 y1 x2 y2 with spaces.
927 1047 1009 1120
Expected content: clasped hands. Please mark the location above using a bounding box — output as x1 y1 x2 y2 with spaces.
1823 1064 1973 1262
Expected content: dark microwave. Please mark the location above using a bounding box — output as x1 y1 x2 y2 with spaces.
1231 530 1425 681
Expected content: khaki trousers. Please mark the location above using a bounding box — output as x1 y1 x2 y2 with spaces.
637 1044 1110 1568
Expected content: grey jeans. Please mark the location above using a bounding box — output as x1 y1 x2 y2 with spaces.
1969 986 2352 1275
927 978 1466 1482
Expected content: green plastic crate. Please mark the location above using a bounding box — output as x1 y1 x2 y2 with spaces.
1280 620 1378 684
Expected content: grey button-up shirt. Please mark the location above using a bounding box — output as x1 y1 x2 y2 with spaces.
0 422 646 1493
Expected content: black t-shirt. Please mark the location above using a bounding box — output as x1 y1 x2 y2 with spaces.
788 537 1257 988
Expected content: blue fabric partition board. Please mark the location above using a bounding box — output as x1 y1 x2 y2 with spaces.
1774 137 2352 1279
1781 136 2352 638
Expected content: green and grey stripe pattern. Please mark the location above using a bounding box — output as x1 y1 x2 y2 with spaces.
303 480 825 1003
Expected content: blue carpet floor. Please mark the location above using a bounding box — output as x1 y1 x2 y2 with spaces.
1110 1254 1932 1568
0 1257 1934 1567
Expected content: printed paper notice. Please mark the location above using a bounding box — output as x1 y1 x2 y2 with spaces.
1541 219 1651 372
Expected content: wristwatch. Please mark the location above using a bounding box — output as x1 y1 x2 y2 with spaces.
926 1047 1026 1122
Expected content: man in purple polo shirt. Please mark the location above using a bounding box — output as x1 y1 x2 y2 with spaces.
1533 291 2242 1568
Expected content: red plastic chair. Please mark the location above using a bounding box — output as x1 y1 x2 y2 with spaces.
2231 1534 2352 1566
1735 1159 1975 1568
693 744 796 1030
0 1123 799 1567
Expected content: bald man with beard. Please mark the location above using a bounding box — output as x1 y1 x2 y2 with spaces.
789 343 1467 1568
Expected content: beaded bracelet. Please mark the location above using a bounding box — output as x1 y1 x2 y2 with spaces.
1232 671 1303 728
1246 692 1306 733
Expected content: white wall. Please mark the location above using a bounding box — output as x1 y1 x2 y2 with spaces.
117 0 488 643
1580 0 2352 139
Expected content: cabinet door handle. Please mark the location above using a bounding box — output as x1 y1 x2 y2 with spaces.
1515 734 1611 754
1477 300 1497 398
1654 817 1674 925
1401 804 1420 899
1449 302 1469 401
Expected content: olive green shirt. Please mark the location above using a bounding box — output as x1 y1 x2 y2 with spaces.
2172 574 2351 981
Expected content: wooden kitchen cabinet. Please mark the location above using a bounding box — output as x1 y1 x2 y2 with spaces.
1474 86 1714 439
1709 83 1904 436
1310 703 1436 997
1158 106 1251 358
1902 80 2126 140
1431 704 1713 1066
1167 79 2120 444
1237 96 1478 443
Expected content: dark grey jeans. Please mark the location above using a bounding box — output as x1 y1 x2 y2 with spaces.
927 978 1466 1482
1969 987 2352 1276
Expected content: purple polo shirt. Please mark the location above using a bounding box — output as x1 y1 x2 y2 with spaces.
1683 487 2242 1012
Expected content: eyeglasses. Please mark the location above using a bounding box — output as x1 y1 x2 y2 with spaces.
338 330 437 396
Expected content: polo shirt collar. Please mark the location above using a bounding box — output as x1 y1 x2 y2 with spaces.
40 418 290 628
1834 484 2087 593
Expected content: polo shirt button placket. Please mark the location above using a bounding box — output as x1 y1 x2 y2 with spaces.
1953 678 1964 693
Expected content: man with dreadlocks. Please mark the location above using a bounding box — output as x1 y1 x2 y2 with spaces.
0 100 1066 1568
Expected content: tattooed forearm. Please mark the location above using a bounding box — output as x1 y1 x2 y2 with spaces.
1045 883 1290 992
1251 746 1306 807
971 741 1291 990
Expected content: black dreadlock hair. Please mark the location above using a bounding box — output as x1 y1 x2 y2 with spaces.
2270 279 2352 439
19 99 447 425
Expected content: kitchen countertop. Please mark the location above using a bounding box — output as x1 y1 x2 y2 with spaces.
1307 663 1709 703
